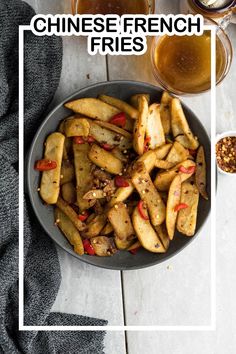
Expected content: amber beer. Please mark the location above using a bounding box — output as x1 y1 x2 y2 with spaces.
152 32 228 94
72 0 153 15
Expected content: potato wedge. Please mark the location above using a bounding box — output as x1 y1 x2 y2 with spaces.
108 184 134 208
40 132 65 204
146 103 165 149
114 235 134 250
88 144 123 174
166 141 189 165
177 182 199 236
82 214 107 238
131 162 166 226
166 175 182 240
160 91 172 135
154 160 196 191
133 95 149 155
94 120 132 139
64 118 90 137
73 142 94 211
111 147 128 162
132 207 165 253
154 143 173 160
195 146 208 200
171 98 199 149
99 94 138 120
89 120 132 150
60 160 75 185
155 224 170 251
127 240 141 251
55 208 84 255
155 160 176 170
61 182 76 204
83 189 105 200
65 98 120 121
56 197 86 231
101 222 114 235
108 202 135 241
90 236 117 256
130 94 150 109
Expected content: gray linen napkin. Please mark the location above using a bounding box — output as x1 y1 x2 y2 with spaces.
0 1 107 353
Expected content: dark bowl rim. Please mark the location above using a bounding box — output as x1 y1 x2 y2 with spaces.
26 80 212 271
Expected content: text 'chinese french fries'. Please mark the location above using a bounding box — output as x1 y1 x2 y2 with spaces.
40 132 65 204
99 94 138 120
132 162 166 226
35 90 208 258
55 208 84 255
177 182 199 237
132 207 166 253
166 175 182 240
88 144 123 174
65 98 120 121
133 95 149 155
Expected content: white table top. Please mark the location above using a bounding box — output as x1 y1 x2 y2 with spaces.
25 1 236 353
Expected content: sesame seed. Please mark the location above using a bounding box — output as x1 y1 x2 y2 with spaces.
114 204 118 209
37 188 40 191
60 175 63 179
142 190 146 194
93 192 96 197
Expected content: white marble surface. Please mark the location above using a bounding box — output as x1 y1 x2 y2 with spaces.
25 0 236 353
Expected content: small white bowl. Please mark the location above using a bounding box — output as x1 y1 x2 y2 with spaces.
216 131 236 175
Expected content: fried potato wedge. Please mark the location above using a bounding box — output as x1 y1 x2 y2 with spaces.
155 224 170 251
154 143 173 160
65 98 120 121
166 175 182 240
160 91 172 135
195 146 208 200
177 182 199 236
64 118 90 137
61 182 76 204
132 207 166 253
131 162 166 226
88 144 123 174
82 214 107 238
133 95 149 155
114 235 134 250
40 132 65 204
83 189 105 200
171 98 199 149
130 94 150 109
127 240 141 251
90 236 117 256
108 202 135 242
155 159 176 170
55 208 84 255
166 141 189 165
108 184 134 208
99 94 138 120
89 120 132 150
101 222 114 235
111 147 128 162
94 120 132 139
60 160 75 185
146 103 165 149
56 196 87 231
154 160 196 191
73 143 94 211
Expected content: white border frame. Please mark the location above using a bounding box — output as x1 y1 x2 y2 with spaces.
19 25 216 331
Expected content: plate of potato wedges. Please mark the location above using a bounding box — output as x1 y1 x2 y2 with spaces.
27 81 211 270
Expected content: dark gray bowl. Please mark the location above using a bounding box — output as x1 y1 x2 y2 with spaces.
27 81 211 270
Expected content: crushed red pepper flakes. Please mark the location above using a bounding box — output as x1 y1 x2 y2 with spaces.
216 137 236 173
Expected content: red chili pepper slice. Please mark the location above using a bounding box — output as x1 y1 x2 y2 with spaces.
114 176 129 188
73 136 85 144
78 210 89 221
179 165 196 174
109 112 126 128
130 247 141 255
188 149 197 157
174 203 188 212
137 200 149 220
102 143 114 151
144 136 151 152
87 135 96 143
83 239 95 256
34 159 57 171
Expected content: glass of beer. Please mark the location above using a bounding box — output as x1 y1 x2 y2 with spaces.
151 18 232 95
71 0 155 15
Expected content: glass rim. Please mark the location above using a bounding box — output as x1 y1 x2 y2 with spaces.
193 0 236 14
150 20 233 96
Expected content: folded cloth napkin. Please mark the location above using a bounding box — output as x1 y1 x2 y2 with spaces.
0 1 107 353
